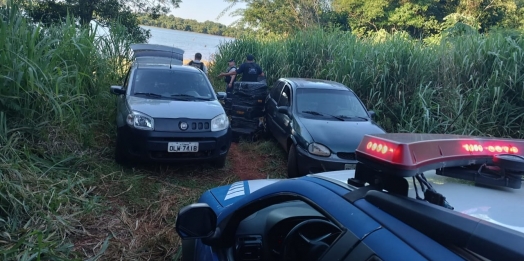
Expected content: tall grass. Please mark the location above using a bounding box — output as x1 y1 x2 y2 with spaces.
209 28 524 138
0 2 134 259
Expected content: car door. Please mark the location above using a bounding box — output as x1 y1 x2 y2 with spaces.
266 80 285 139
273 84 292 148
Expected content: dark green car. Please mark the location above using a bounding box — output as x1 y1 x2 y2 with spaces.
264 78 386 177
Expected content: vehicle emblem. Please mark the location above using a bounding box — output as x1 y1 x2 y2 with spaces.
179 122 188 130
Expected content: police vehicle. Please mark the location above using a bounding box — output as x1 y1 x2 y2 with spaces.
176 133 524 261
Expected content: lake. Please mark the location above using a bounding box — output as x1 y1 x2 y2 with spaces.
140 25 235 61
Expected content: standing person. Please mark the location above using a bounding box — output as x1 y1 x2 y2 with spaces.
218 54 264 82
187 52 208 76
219 59 237 95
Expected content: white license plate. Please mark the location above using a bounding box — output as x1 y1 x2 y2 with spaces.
167 142 199 152
344 164 356 170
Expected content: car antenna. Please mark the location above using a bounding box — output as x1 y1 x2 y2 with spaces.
444 100 472 133
169 44 174 69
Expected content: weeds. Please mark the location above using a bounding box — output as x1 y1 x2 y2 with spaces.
209 28 524 138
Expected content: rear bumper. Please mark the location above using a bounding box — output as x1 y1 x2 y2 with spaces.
295 146 357 174
119 125 231 162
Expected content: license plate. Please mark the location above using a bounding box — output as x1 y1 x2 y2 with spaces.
344 164 356 170
167 142 199 152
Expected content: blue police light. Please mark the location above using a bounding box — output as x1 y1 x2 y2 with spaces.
355 133 524 177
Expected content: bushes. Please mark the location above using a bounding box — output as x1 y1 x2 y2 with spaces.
0 2 133 259
209 28 524 138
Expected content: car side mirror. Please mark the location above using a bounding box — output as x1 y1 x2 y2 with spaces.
110 85 126 95
176 203 217 239
277 106 289 115
368 110 376 119
216 92 226 100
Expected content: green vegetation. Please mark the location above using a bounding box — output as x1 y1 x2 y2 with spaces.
226 0 524 38
210 27 524 138
3 0 524 259
1 2 280 260
137 14 250 38
24 0 182 42
0 1 128 258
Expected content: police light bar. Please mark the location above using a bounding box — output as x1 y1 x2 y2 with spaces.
355 133 524 177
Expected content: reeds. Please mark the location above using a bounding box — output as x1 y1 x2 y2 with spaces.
0 2 133 259
210 27 524 138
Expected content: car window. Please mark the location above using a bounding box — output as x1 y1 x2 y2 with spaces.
130 68 214 99
271 80 285 101
277 85 291 107
296 89 368 118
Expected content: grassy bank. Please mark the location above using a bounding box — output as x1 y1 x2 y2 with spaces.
209 28 524 138
0 2 132 259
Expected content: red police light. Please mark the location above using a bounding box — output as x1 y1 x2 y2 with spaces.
355 133 524 177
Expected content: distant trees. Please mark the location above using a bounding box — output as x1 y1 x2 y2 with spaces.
332 0 524 38
221 0 351 35
136 14 253 38
220 0 524 38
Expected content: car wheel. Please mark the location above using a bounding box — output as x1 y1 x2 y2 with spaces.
213 155 227 168
287 145 300 178
114 129 129 165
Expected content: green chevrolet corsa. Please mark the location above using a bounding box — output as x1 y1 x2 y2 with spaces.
110 44 231 167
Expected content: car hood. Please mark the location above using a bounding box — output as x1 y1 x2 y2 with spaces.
298 118 385 153
127 96 224 119
313 170 524 234
209 179 282 207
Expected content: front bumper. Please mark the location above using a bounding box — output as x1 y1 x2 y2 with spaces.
295 145 357 174
119 125 232 162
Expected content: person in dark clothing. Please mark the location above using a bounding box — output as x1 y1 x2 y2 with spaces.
218 54 264 82
221 59 237 95
187 52 208 76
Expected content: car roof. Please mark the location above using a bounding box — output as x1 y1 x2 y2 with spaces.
283 78 351 91
131 62 202 73
130 43 185 66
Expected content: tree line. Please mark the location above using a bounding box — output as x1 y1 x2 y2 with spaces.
225 0 524 39
6 0 524 45
136 14 251 38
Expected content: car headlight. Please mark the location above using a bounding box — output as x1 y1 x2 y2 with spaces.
126 111 154 130
308 143 331 157
211 113 229 132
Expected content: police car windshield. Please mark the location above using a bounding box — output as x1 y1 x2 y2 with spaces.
131 68 214 100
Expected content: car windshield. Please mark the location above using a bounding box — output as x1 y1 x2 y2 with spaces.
131 68 214 100
296 88 369 119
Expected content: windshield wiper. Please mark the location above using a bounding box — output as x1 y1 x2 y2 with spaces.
337 115 369 121
171 94 212 101
302 110 324 116
134 92 164 98
302 111 345 121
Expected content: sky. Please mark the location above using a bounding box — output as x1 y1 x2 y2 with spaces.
170 0 247 26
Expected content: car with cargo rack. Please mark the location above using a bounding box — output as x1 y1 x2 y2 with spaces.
176 133 524 261
110 44 231 167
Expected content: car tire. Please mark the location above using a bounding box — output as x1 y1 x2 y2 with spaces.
287 145 300 178
213 155 227 168
114 129 129 165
